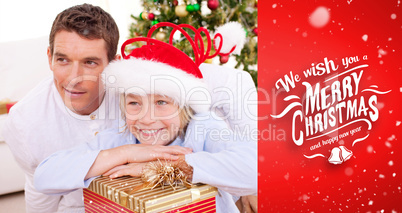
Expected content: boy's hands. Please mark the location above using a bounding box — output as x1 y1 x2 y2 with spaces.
86 144 192 180
103 162 146 178
124 144 192 163
104 154 194 180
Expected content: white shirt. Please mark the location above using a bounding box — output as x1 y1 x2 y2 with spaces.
3 76 119 212
3 63 257 213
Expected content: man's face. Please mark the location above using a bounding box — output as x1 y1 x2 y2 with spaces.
48 30 109 115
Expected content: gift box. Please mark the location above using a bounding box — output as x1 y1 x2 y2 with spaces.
84 176 218 213
6 102 16 113
0 101 8 115
0 103 6 115
0 100 16 115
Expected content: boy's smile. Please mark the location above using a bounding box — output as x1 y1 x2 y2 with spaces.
139 128 163 135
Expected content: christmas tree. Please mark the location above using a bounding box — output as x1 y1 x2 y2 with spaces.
128 0 258 85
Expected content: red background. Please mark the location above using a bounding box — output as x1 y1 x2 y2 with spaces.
258 0 401 212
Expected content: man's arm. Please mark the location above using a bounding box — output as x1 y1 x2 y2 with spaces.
24 173 61 212
184 113 257 197
200 63 258 133
236 195 258 213
3 109 61 213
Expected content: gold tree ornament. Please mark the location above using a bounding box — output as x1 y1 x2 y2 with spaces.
155 31 167 41
175 4 189 17
140 11 149 20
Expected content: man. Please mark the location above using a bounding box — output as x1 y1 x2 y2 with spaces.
3 3 257 213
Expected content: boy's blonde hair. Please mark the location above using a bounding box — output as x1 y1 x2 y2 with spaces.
119 93 195 138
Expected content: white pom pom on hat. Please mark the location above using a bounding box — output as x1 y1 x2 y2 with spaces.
214 22 246 55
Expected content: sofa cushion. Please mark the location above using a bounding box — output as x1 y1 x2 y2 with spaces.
0 36 51 142
0 36 51 102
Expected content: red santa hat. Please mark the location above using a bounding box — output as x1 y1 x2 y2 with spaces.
103 22 245 113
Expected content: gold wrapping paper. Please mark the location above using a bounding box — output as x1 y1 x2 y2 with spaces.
87 176 218 213
0 103 8 114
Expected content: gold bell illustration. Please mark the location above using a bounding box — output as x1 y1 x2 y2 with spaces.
328 147 343 164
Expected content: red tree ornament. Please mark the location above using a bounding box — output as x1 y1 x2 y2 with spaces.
253 27 258 36
148 13 155 20
219 55 229 64
207 0 219 10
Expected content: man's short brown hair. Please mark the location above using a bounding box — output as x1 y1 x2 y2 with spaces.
49 4 119 62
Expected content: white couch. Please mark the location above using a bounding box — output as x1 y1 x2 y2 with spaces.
0 36 51 195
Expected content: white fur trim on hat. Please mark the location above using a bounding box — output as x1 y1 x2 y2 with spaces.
103 58 211 113
214 22 246 55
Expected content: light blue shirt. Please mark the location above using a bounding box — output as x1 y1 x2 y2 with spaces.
34 112 257 213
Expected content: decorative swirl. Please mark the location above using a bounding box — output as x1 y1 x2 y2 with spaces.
284 95 301 101
304 154 326 159
361 88 392 94
270 102 302 118
324 64 368 82
352 133 370 147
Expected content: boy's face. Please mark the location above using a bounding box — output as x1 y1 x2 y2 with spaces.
48 30 109 115
125 94 181 145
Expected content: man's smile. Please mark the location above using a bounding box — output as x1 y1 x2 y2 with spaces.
63 87 86 98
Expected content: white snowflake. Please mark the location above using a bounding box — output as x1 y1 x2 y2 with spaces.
385 141 392 148
284 172 290 180
387 135 396 141
309 6 331 28
367 145 374 153
378 49 387 58
362 34 368 41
